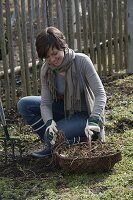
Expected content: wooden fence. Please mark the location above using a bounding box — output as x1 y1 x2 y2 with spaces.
0 0 128 109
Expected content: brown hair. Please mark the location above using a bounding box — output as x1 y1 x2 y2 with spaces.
35 27 68 60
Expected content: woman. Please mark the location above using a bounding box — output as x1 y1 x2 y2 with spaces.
17 27 107 158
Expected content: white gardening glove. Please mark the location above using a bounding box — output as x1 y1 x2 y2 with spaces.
85 116 100 141
45 119 58 145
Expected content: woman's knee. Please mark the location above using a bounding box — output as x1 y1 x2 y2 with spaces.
57 116 87 139
17 96 41 117
17 96 29 113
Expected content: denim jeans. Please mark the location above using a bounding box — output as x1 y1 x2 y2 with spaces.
17 96 88 143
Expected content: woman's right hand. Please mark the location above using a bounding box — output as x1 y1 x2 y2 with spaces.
45 119 58 145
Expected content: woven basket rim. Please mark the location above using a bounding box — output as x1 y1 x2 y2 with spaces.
54 141 121 161
55 149 121 160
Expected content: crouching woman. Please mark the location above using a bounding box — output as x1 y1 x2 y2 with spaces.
17 27 107 158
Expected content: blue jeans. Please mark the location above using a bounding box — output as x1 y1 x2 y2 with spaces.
17 96 88 143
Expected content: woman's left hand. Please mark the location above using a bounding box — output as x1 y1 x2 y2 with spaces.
85 117 100 141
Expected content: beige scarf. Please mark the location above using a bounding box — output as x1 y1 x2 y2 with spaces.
42 48 93 115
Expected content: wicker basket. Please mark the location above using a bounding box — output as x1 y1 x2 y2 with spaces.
54 142 122 173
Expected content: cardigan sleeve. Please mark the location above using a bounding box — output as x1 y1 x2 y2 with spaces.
77 54 107 117
40 64 53 124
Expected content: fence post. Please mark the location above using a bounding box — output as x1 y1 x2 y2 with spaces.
127 0 133 73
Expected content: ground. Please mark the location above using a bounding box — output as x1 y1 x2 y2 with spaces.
0 74 133 200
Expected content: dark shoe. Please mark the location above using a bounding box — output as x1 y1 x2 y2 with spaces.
32 147 52 158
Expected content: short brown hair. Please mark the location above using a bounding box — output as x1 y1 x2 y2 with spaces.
36 27 68 60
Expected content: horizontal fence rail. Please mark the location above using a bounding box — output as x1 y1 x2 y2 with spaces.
0 0 128 109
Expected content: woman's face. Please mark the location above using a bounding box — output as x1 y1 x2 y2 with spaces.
45 46 64 66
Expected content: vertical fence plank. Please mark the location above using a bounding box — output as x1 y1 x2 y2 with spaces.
113 0 119 72
95 0 102 76
67 0 74 49
118 0 123 70
41 0 48 29
107 0 113 75
74 0 82 52
5 0 16 105
21 0 31 95
47 0 54 26
0 1 10 108
28 0 38 95
34 0 43 69
55 0 63 31
60 0 68 43
0 81 1 98
35 0 41 33
14 0 27 96
100 1 107 76
124 0 128 70
81 0 88 54
88 0 94 62
91 0 96 44
91 0 97 63
55 0 60 28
